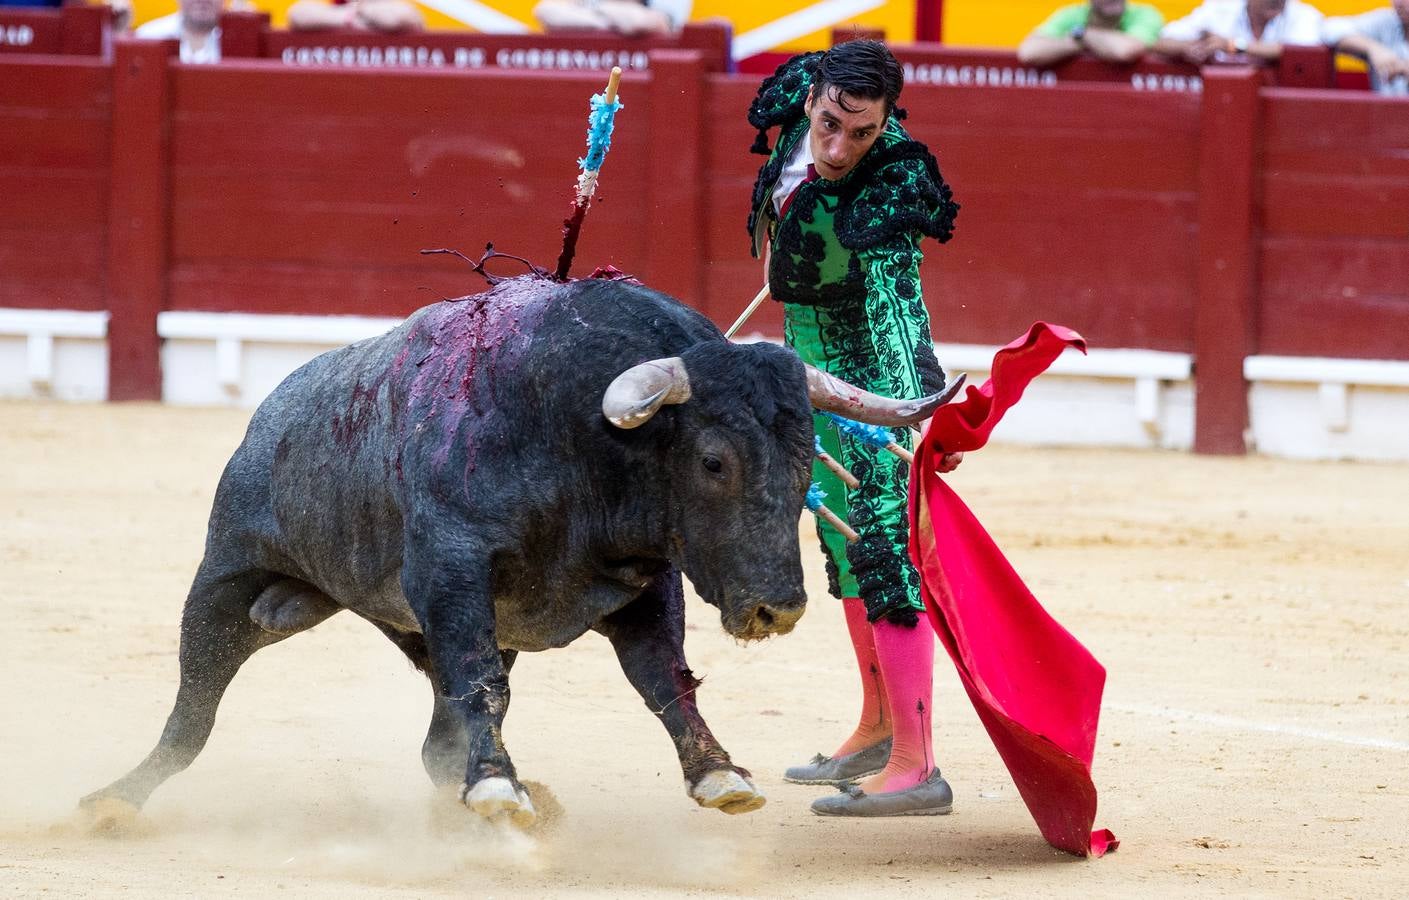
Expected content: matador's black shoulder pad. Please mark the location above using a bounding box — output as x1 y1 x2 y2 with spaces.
746 51 824 155
836 130 960 251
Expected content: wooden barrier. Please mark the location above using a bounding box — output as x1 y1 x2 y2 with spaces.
1258 87 1409 362
2 47 1406 450
218 11 732 72
0 56 111 312
1194 68 1261 455
888 42 1334 92
743 33 1338 92
0 4 109 56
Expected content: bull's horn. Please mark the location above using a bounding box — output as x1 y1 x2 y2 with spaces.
602 357 693 429
805 365 966 427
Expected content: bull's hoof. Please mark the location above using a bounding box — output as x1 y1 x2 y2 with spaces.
460 777 537 828
77 794 149 837
690 769 766 815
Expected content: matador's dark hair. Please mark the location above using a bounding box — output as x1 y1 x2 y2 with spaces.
813 39 905 116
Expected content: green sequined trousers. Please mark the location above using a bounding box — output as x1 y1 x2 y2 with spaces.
782 237 932 623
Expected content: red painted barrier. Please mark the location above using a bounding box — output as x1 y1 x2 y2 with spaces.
1259 88 1409 362
0 57 111 312
888 42 1332 92
218 12 732 72
744 38 1335 92
1195 68 1260 455
0 5 109 57
3 46 1407 453
107 38 169 400
164 61 653 319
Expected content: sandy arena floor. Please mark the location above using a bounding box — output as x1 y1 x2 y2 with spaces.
1 400 1407 898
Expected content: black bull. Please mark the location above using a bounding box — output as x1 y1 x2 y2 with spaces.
82 276 956 827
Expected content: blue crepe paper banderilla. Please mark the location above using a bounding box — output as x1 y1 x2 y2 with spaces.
822 412 897 450
579 93 624 175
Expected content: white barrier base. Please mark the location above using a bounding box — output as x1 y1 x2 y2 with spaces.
0 309 109 402
4 309 1408 462
934 343 1194 451
158 311 401 407
1245 355 1409 462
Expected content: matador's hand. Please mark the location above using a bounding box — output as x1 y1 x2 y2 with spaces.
935 451 964 474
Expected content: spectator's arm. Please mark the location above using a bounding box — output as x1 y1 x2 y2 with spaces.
1082 27 1149 64
1242 38 1284 62
1330 32 1409 83
650 0 691 31
288 0 361 30
536 0 611 31
1153 33 1224 65
597 0 671 36
1153 34 1197 62
288 0 423 32
1016 32 1082 67
1154 5 1218 62
106 0 133 32
355 0 424 32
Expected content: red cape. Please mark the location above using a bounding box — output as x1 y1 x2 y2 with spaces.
909 322 1117 857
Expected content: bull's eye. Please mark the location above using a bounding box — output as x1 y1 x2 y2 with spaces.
702 455 723 474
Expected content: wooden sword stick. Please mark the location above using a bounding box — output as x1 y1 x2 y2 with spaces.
724 284 771 339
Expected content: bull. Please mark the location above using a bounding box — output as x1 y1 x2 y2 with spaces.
82 275 956 827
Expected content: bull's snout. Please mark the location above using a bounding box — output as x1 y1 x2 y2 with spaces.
751 601 805 634
727 598 806 641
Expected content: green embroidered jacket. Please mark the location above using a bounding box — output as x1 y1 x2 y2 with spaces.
744 51 962 623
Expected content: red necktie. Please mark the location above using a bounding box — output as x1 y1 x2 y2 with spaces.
778 163 819 220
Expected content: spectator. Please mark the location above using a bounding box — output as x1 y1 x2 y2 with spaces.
1017 0 1165 66
1322 0 1409 94
533 0 691 36
1155 0 1324 64
135 0 226 63
0 0 132 31
287 0 424 33
111 0 133 31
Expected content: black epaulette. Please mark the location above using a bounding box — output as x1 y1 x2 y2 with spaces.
834 138 960 251
746 52 825 155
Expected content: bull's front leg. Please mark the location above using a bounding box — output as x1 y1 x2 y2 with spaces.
402 541 535 827
595 570 766 815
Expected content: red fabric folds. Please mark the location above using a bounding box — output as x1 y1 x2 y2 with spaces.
909 322 1118 857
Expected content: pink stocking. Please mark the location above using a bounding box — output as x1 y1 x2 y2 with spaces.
857 616 936 794
832 597 893 758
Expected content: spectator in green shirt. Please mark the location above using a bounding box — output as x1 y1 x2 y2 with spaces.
1017 0 1165 66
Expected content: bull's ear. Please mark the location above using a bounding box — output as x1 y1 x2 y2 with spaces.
602 357 693 429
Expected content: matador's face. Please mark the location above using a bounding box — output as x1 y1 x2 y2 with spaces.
803 84 886 181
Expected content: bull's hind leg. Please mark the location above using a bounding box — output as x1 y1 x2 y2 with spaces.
80 569 320 820
595 571 766 815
